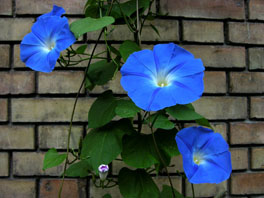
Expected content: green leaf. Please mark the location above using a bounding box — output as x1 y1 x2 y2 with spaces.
81 119 134 171
85 4 100 18
119 40 141 61
196 118 213 129
70 16 115 38
121 134 159 168
65 160 92 178
86 60 117 88
115 99 141 118
88 91 117 128
75 45 87 54
103 194 112 198
166 104 203 121
43 148 67 170
119 168 159 198
148 113 174 130
150 24 161 38
155 129 180 157
160 185 185 198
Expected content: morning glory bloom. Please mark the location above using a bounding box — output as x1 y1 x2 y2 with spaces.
20 5 76 73
175 126 232 184
120 43 205 111
98 164 109 181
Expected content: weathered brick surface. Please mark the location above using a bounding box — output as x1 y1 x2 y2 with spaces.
0 179 36 198
0 0 12 15
0 45 10 68
0 72 35 95
12 98 94 122
186 180 227 197
251 148 264 169
153 176 182 193
229 22 264 44
39 125 82 149
230 123 264 144
0 99 8 122
141 19 179 41
0 18 34 41
230 72 264 93
0 126 34 149
183 21 224 43
160 0 245 19
183 45 246 68
16 0 86 15
0 153 9 176
251 97 264 118
204 72 226 93
39 179 86 198
249 48 264 70
193 97 247 120
13 152 63 176
231 173 264 195
38 71 84 94
230 148 248 170
90 182 122 198
249 0 264 20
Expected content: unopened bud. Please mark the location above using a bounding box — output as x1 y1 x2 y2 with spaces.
98 164 109 181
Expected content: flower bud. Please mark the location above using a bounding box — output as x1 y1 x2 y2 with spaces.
98 164 109 181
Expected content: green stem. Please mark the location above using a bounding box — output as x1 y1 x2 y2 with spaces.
191 183 195 198
58 1 115 197
148 112 176 198
136 0 141 47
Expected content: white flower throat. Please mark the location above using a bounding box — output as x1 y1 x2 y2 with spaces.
193 152 205 165
43 39 56 52
155 70 173 88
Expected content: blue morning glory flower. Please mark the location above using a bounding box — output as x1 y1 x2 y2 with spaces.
175 126 232 184
120 43 205 111
20 5 76 73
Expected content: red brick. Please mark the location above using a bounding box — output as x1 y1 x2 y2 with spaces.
12 98 94 122
0 45 10 68
193 97 247 120
249 48 264 70
231 173 264 194
16 0 86 15
251 97 264 118
0 126 34 149
230 148 248 170
0 0 12 15
38 71 84 94
160 0 245 19
0 179 36 198
229 22 264 44
251 147 264 169
183 45 246 68
13 152 63 176
183 21 224 43
230 72 264 93
0 72 35 95
230 123 264 144
39 179 86 198
249 0 264 20
0 18 34 41
0 99 8 122
204 72 226 93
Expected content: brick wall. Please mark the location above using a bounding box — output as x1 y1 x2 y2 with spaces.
0 0 263 197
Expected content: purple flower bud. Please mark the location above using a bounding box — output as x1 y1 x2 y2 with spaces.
98 164 109 181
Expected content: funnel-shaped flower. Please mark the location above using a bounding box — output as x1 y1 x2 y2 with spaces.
20 5 76 73
175 126 232 184
98 164 109 181
120 43 204 111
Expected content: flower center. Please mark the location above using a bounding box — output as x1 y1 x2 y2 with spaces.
43 39 56 52
157 80 168 87
193 152 204 165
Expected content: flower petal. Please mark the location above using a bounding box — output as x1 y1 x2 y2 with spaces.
38 5 65 20
153 43 194 73
120 75 158 111
121 49 157 78
189 151 232 184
